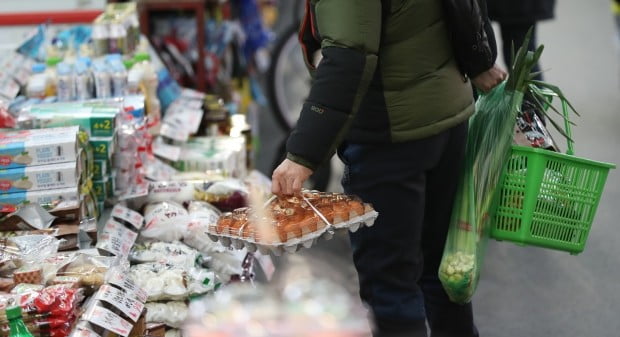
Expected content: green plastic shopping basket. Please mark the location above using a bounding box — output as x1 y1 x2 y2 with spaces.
491 101 616 254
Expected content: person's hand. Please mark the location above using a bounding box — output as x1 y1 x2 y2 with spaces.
272 159 313 195
471 64 507 92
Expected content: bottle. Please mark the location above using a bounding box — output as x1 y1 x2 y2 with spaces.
92 59 112 99
56 62 75 101
26 63 47 99
45 56 62 97
107 54 127 97
133 53 160 127
6 306 34 337
74 59 92 100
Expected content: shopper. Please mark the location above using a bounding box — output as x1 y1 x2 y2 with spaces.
487 0 556 80
272 1 505 336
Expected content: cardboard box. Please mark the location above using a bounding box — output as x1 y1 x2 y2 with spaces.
90 135 116 160
93 177 109 201
0 186 80 214
0 126 79 169
23 105 119 137
0 162 79 193
92 159 110 181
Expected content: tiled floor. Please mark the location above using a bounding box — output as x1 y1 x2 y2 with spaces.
256 1 620 336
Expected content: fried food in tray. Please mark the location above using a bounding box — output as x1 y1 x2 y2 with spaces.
207 191 378 253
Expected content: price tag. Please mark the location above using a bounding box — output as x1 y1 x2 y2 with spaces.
96 285 144 322
0 73 20 100
96 219 138 258
108 270 148 303
159 123 190 142
164 104 203 134
119 182 149 201
72 326 102 337
85 305 133 337
111 204 144 231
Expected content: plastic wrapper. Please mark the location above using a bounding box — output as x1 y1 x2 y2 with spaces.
184 279 371 337
513 100 558 151
0 285 84 337
184 222 245 282
56 254 114 291
145 302 187 329
206 190 378 255
129 263 215 302
0 235 60 280
141 202 190 242
129 242 199 269
143 180 248 213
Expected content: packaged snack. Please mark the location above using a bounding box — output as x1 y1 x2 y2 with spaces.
130 242 199 269
192 179 248 212
0 126 79 169
207 191 378 255
184 223 244 282
13 267 43 285
0 203 56 231
129 263 215 302
21 101 119 137
0 162 79 193
144 302 188 329
57 254 114 290
141 202 189 242
187 201 221 225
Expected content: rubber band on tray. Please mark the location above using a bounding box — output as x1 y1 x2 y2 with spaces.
301 193 335 235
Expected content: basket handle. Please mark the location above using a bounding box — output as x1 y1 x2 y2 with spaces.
561 100 575 156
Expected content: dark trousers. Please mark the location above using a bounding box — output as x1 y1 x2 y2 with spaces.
498 22 542 81
339 123 478 337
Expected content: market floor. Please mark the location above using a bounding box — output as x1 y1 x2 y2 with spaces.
255 1 620 336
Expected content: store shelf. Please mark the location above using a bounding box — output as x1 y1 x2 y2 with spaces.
0 9 103 25
137 0 208 92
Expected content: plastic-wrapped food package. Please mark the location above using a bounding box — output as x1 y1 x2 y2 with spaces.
207 190 378 255
193 180 248 212
55 254 115 291
145 302 188 329
0 285 85 337
129 263 215 301
130 242 199 269
184 223 244 282
0 235 61 284
141 202 190 242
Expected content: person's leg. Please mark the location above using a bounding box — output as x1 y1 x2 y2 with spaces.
339 132 453 337
500 22 541 80
418 122 479 337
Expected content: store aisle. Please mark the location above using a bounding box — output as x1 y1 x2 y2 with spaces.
256 0 620 336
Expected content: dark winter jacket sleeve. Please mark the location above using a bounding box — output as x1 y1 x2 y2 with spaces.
442 0 498 78
285 0 382 170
